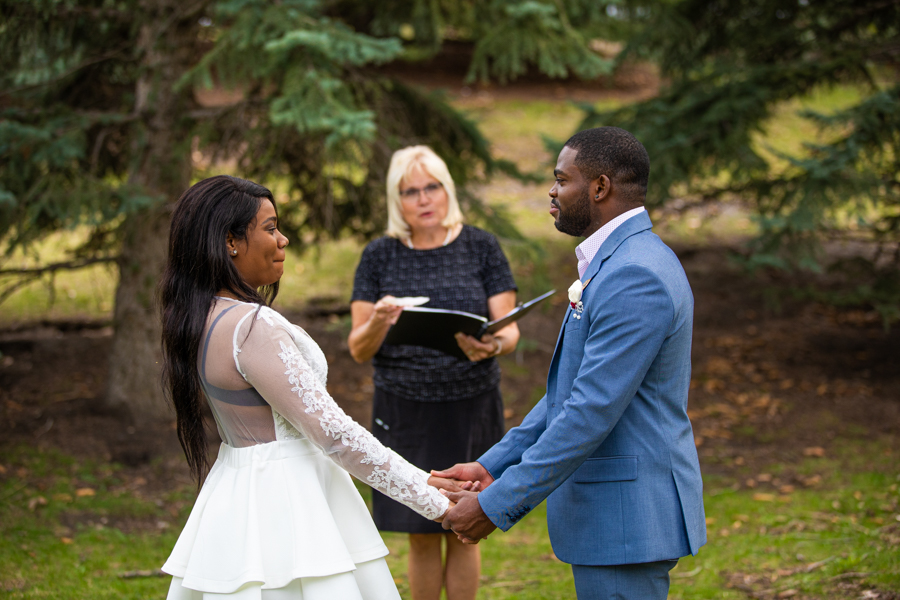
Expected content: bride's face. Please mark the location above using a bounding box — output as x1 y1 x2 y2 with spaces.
230 200 289 288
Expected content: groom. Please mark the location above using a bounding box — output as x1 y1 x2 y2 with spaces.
435 127 706 599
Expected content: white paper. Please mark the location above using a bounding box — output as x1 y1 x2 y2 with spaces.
384 296 430 307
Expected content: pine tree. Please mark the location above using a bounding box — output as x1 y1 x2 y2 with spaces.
574 0 900 306
0 0 616 421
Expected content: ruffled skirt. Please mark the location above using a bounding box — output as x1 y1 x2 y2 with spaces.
162 440 397 599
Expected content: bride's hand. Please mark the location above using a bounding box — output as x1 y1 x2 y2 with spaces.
433 500 456 523
428 475 478 493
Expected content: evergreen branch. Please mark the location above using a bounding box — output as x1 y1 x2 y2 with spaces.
0 45 132 98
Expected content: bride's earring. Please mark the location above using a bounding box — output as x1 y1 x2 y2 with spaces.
231 249 237 255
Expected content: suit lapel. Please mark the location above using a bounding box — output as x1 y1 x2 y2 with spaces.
545 212 655 398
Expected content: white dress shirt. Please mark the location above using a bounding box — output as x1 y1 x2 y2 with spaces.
575 206 646 279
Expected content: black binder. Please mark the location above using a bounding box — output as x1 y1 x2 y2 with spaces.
382 290 556 360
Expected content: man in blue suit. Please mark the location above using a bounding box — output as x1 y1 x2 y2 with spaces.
435 127 706 599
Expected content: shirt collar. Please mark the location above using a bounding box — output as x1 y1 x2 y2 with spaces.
575 206 646 278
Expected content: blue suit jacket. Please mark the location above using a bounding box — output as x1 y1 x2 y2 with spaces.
477 212 706 566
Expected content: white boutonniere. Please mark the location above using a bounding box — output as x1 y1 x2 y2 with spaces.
568 279 585 319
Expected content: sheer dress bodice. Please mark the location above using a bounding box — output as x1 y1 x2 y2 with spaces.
199 298 449 520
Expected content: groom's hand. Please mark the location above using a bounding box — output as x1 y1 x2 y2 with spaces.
440 490 497 543
431 462 495 491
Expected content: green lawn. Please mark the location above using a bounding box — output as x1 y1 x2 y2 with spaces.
2 439 897 599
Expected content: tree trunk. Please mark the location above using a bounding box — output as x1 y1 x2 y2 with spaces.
104 1 200 422
105 208 174 421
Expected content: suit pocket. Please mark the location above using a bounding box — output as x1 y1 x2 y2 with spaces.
564 316 581 332
573 456 638 483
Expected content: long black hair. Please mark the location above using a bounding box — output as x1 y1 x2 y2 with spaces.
159 175 279 483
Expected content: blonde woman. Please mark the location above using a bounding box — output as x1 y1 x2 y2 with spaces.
348 146 520 600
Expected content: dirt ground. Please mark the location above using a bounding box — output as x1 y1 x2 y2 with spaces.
1 241 897 496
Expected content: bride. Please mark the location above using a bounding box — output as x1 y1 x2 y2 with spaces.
158 175 465 599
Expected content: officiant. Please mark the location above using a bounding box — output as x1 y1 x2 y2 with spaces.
348 145 520 600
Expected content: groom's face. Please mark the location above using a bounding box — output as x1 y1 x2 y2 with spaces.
549 146 592 237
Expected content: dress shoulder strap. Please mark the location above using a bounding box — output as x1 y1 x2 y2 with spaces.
200 304 239 380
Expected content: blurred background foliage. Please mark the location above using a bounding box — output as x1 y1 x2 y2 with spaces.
0 0 898 416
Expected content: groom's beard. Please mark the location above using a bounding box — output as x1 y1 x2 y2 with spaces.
554 186 592 237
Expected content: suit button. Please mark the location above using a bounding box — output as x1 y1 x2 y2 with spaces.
552 403 555 407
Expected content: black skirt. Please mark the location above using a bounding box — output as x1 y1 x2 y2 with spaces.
371 386 506 534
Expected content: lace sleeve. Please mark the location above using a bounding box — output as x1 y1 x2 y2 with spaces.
234 311 449 520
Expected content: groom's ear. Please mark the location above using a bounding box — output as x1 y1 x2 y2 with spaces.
593 175 612 202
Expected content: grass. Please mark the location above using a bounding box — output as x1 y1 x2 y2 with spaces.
0 445 189 599
1 440 897 599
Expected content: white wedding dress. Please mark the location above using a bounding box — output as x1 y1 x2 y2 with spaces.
162 298 449 599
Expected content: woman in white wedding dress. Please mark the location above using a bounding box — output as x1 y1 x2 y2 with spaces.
158 175 461 600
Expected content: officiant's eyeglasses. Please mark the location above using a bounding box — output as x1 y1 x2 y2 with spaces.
399 182 443 201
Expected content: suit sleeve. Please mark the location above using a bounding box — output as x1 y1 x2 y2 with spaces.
477 263 674 531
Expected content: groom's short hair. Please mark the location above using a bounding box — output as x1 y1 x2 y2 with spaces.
564 127 650 203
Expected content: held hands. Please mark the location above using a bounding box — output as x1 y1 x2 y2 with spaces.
429 463 495 533
427 475 481 494
439 489 497 544
454 332 501 362
431 462 495 490
372 296 404 326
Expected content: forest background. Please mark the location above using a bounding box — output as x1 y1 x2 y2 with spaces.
1 0 898 598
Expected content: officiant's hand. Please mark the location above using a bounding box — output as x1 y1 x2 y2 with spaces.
440 490 497 543
431 461 494 491
454 332 500 362
372 296 404 325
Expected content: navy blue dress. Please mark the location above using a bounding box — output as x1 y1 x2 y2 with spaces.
351 225 517 533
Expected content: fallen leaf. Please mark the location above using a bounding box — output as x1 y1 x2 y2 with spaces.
745 478 757 488
705 357 732 375
503 408 515 419
0 464 7 475
694 436 704 447
705 517 716 525
75 488 95 497
757 473 773 482
802 475 822 487
704 379 724 392
804 447 826 457
753 493 776 502
60 537 73 544
53 493 73 503
777 590 798 598
779 485 795 494
27 496 47 511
